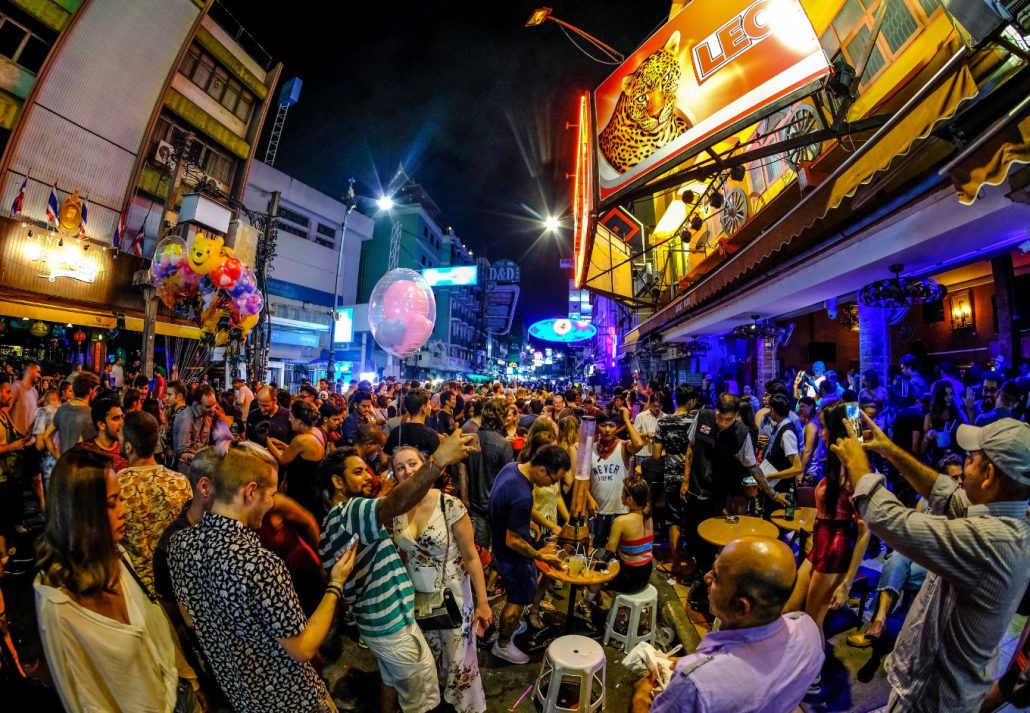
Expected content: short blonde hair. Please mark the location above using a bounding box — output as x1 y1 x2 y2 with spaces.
213 441 278 503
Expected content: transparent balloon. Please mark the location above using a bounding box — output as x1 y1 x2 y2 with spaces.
368 268 437 358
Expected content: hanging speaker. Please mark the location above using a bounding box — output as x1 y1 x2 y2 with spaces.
941 0 1005 45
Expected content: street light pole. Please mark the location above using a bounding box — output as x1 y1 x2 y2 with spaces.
329 179 357 391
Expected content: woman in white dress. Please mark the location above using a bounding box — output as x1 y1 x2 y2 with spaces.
391 446 492 713
35 449 200 713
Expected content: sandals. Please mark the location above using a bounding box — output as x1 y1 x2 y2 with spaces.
847 621 885 648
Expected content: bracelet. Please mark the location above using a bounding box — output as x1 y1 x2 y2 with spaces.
428 455 440 471
326 583 344 599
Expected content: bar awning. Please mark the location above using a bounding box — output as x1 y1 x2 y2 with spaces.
0 298 200 339
629 61 980 340
949 110 1030 205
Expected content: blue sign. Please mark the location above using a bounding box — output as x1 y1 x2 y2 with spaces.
422 266 478 287
528 318 597 343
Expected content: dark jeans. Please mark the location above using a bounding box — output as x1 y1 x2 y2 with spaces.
591 513 617 549
682 493 725 578
469 508 491 549
0 479 17 539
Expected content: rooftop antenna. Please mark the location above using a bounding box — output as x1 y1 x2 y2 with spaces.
264 77 302 167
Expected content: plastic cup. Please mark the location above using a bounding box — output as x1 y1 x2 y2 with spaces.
568 555 586 577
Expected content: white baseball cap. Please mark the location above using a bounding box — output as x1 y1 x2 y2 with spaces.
956 419 1030 486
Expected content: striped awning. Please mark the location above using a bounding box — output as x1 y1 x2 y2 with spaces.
949 107 1030 204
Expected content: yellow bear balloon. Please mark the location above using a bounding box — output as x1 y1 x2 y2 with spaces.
188 233 235 275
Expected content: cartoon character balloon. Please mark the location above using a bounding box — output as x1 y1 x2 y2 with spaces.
148 232 263 345
368 268 436 358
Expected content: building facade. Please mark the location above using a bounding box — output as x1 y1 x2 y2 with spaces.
0 0 279 379
242 160 372 390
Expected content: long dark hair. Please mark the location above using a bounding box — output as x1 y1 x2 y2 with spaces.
929 380 957 424
36 449 119 597
519 423 557 463
821 401 850 507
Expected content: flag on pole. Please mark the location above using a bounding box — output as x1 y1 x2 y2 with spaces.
79 198 88 237
45 184 58 224
130 226 144 257
10 175 27 215
112 211 125 252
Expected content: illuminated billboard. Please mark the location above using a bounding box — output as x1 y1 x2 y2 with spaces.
528 318 597 343
332 307 354 344
422 266 478 287
593 0 829 204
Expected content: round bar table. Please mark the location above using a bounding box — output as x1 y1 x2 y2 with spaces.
697 515 779 548
535 559 620 635
770 507 818 565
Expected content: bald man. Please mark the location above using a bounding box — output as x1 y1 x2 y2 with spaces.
245 386 293 447
633 537 823 713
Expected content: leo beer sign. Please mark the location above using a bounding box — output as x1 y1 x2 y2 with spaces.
593 0 829 204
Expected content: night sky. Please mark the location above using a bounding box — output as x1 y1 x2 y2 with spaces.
221 0 671 325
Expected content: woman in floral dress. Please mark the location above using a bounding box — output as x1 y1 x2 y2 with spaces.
390 446 492 713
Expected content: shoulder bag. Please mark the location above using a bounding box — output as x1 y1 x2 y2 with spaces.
413 493 462 631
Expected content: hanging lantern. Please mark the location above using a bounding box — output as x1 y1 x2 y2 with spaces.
72 329 87 343
30 321 49 337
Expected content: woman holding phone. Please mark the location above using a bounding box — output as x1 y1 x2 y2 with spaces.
390 446 491 713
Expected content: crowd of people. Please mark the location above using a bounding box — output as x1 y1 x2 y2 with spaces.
0 353 1029 712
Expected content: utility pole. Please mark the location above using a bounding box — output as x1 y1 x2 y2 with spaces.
251 190 280 382
329 179 357 390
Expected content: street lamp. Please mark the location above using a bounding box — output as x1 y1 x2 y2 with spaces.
376 195 394 212
544 216 561 232
524 7 624 63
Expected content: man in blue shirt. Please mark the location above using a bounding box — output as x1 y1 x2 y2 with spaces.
489 444 569 664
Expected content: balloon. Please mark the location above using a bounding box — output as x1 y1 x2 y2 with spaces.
149 237 187 284
229 269 255 298
383 279 430 320
239 313 259 338
210 257 243 290
375 319 407 349
237 290 263 317
368 268 436 358
188 233 229 275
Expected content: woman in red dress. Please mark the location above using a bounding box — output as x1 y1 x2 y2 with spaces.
785 400 870 633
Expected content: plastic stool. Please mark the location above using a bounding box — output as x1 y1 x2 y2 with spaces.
603 584 658 652
533 635 606 713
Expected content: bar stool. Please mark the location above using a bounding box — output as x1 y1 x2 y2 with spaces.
533 635 606 713
603 584 658 652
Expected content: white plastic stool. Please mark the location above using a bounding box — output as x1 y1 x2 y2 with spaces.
603 584 658 652
533 635 606 713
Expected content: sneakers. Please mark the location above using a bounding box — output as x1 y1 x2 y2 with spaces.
492 639 530 665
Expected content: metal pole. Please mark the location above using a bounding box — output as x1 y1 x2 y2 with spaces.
329 179 356 390
253 190 280 382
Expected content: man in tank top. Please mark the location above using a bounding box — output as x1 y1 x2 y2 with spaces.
590 408 645 547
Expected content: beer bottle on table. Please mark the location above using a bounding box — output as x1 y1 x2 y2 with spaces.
784 490 796 521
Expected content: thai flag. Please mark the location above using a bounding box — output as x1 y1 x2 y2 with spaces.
45 185 58 224
131 226 144 257
79 198 88 237
10 175 26 215
112 211 125 252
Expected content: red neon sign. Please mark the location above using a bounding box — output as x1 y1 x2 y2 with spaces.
572 92 594 288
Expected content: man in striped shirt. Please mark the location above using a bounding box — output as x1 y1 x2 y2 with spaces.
832 417 1030 712
320 429 474 713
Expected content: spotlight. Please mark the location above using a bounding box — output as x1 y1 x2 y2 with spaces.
690 215 703 231
729 165 745 181
544 216 561 232
709 191 724 210
376 196 395 211
680 189 696 204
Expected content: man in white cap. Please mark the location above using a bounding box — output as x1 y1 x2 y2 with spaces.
831 416 1030 713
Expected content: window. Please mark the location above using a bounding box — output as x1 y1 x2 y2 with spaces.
151 116 238 187
317 222 336 237
278 206 310 227
820 0 941 88
0 13 51 73
315 237 334 249
277 222 307 239
178 43 257 124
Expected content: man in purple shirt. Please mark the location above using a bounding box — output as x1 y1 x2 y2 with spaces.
633 537 823 713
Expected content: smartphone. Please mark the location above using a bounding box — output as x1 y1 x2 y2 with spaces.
845 402 864 442
344 533 360 552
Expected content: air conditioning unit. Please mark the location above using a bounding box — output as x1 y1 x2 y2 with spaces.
153 140 174 168
201 174 230 195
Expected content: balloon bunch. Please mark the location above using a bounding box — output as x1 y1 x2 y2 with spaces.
368 268 437 359
148 233 263 346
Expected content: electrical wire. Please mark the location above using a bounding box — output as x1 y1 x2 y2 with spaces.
558 24 621 65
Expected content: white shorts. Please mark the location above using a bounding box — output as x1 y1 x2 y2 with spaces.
363 622 440 713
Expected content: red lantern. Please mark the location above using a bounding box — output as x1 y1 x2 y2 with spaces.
72 329 87 343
